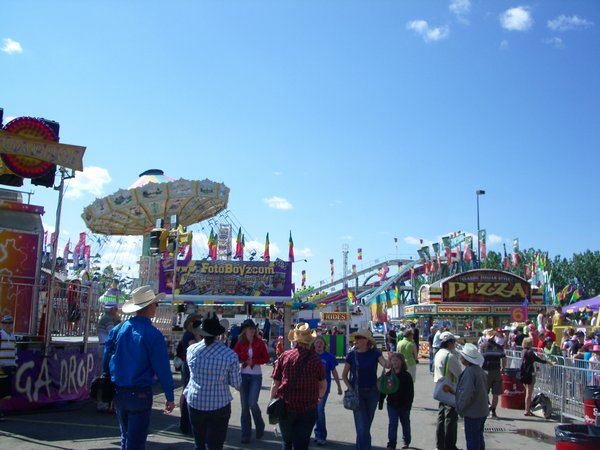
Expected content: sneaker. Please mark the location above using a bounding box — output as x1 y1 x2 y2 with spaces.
490 408 497 418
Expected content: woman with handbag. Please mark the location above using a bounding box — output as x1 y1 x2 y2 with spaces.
270 323 326 450
378 353 414 450
521 337 550 416
342 328 389 450
233 319 270 444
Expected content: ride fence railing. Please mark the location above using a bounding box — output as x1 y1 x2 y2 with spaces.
505 348 600 422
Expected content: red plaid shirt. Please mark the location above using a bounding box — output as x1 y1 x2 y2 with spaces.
272 346 325 413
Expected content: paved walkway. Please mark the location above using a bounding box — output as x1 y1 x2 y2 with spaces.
0 361 562 449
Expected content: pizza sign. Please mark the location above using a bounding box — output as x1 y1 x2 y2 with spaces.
442 269 530 303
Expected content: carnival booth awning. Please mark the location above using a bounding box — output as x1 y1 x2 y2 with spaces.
565 295 600 313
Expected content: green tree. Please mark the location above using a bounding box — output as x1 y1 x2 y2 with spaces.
571 250 600 298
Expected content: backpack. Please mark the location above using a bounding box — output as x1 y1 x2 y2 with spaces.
531 392 552 419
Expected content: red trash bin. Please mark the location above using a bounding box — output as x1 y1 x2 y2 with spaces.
555 424 600 450
583 386 600 425
501 368 525 409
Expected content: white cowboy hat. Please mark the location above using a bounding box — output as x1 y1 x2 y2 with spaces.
121 285 165 313
288 322 317 345
459 343 484 366
350 328 376 346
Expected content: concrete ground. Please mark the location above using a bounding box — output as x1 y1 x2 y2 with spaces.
0 361 565 449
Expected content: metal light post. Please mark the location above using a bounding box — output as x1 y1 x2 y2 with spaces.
476 190 486 262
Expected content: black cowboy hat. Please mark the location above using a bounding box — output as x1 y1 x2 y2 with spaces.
196 312 225 337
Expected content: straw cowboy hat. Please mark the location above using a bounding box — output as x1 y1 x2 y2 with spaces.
195 312 225 337
459 343 484 366
288 322 317 345
350 328 376 346
121 285 165 314
183 313 203 330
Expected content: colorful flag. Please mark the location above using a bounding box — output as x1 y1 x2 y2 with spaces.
357 248 362 261
43 231 48 248
63 239 70 263
464 236 473 263
240 234 245 261
50 232 56 249
478 229 487 260
571 288 583 303
347 289 356 305
235 227 243 259
288 231 294 262
264 233 270 262
84 245 91 270
330 259 334 281
512 238 520 267
207 228 215 257
352 264 357 275
301 270 306 288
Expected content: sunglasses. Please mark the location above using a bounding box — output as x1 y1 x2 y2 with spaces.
354 336 367 340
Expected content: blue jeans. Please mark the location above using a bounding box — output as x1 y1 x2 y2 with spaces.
188 403 231 450
240 373 265 440
387 403 411 449
464 416 486 450
353 387 379 450
114 386 153 450
314 391 329 440
279 407 317 450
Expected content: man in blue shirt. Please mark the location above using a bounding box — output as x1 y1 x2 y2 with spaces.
104 285 175 450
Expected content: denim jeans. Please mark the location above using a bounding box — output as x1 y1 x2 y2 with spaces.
314 391 330 441
463 416 486 450
188 403 231 450
240 373 265 440
352 387 379 450
114 386 153 450
387 403 411 449
436 402 459 450
279 407 317 450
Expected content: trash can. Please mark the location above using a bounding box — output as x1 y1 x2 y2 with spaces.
555 424 600 450
501 368 525 409
583 386 600 425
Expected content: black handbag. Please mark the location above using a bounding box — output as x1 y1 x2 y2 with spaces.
267 352 311 425
90 322 124 403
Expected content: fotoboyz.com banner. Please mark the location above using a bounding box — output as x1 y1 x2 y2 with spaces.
160 259 293 297
1 347 100 412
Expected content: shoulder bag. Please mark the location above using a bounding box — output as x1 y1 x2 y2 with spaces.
343 351 361 410
433 352 456 407
267 351 311 424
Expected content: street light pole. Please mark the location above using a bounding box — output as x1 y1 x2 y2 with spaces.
476 190 486 263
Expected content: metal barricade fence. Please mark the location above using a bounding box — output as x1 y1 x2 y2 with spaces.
506 349 600 422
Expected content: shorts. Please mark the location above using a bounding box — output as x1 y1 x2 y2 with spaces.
485 370 503 395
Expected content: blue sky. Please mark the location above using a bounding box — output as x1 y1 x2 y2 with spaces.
1 1 599 289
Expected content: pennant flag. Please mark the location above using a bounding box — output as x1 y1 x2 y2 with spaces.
570 287 583 303
330 258 334 281
84 245 91 270
463 237 473 263
512 238 520 267
478 229 487 260
240 234 245 261
43 231 48 248
394 282 399 304
352 264 357 275
288 231 294 262
63 239 70 263
208 228 215 256
347 289 357 305
301 270 306 288
50 232 56 248
235 227 243 259
264 233 270 262
357 248 362 261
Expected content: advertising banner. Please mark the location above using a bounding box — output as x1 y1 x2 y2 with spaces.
160 259 293 297
442 270 531 303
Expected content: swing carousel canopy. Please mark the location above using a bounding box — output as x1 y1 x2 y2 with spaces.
82 169 229 236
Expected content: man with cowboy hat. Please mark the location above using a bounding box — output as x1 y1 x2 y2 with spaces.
271 322 326 450
0 314 17 422
184 311 241 450
455 343 488 450
104 285 175 449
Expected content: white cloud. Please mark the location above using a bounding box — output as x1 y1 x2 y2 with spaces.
488 234 503 245
341 235 353 241
544 37 564 49
294 247 314 259
244 239 280 260
500 6 533 31
404 236 433 247
548 15 593 32
263 196 293 210
449 0 471 22
407 20 450 42
65 166 112 199
1 38 23 54
499 40 510 50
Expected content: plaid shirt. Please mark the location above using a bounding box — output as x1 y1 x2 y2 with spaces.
272 346 325 413
184 340 241 411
